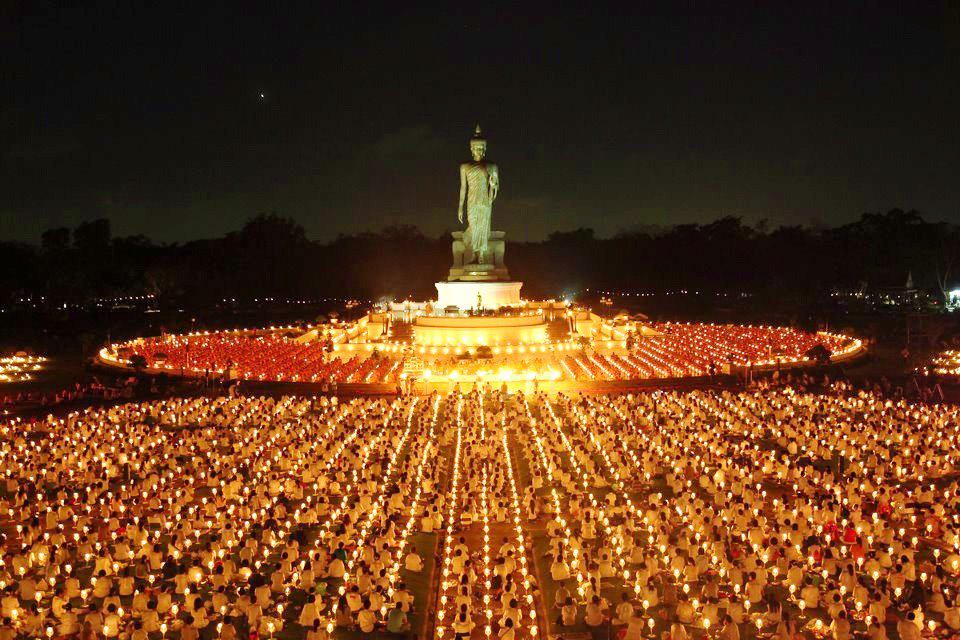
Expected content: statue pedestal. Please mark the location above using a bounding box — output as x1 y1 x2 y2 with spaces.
449 265 512 282
448 231 510 281
441 228 519 308
435 281 523 310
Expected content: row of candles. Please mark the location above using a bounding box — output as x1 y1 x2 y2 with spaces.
0 354 45 383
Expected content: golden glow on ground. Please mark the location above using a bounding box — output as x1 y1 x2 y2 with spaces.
0 354 46 382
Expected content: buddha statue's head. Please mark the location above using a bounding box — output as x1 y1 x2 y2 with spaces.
469 125 486 161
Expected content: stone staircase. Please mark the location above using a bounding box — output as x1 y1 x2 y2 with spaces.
402 352 425 379
547 318 572 341
388 320 415 343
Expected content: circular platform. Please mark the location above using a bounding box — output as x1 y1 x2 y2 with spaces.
413 313 547 346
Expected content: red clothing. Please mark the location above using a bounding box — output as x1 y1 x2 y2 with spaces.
850 543 865 562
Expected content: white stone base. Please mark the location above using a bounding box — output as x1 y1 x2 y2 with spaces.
435 281 523 310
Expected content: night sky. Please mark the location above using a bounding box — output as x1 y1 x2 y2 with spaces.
3 2 959 244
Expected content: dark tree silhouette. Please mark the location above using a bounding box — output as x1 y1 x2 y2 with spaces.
0 208 955 309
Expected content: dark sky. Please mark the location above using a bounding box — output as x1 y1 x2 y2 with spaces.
2 2 959 244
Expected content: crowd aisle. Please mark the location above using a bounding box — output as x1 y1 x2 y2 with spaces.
432 391 542 639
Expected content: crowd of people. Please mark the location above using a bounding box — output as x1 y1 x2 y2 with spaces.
648 323 853 369
432 392 540 639
1 385 958 639
514 388 960 640
118 334 401 385
110 322 856 386
0 381 130 412
0 395 431 639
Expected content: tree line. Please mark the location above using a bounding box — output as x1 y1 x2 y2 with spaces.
1 209 958 307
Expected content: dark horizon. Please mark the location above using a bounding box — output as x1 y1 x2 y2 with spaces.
3 209 955 307
3 2 959 244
